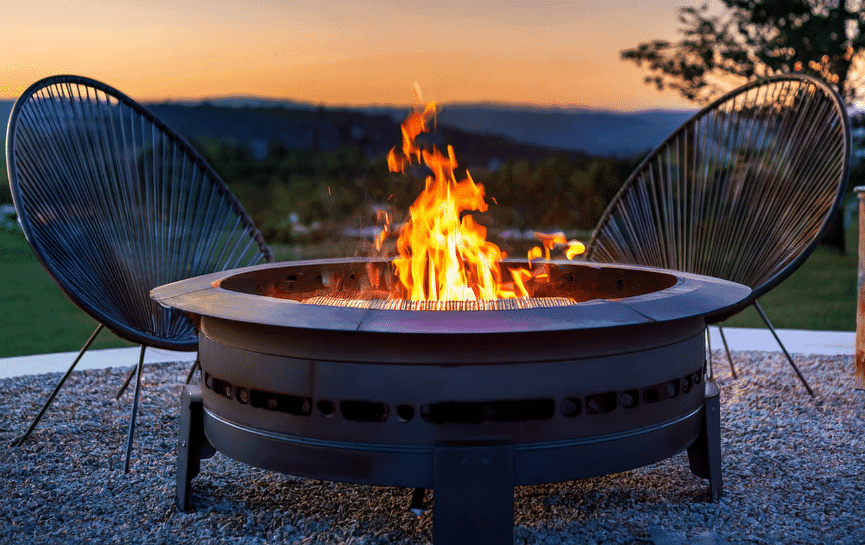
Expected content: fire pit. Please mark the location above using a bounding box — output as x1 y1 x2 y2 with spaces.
152 257 748 545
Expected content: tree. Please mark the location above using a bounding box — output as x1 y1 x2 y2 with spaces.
621 0 865 105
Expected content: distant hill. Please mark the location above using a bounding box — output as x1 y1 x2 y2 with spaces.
153 100 696 159
355 103 694 157
144 97 697 158
147 102 399 158
438 104 694 157
0 101 12 129
145 102 580 170
1 97 695 159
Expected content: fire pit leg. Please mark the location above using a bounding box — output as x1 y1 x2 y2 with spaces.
176 384 215 511
432 441 514 545
686 380 722 501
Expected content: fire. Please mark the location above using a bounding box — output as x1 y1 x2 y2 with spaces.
385 94 584 302
530 232 586 262
386 102 514 300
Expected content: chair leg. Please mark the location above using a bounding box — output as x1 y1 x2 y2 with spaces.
716 326 738 379
115 366 136 400
184 358 201 385
123 344 147 473
753 300 815 397
11 324 104 447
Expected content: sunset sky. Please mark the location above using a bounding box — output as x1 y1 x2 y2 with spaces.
1 1 703 111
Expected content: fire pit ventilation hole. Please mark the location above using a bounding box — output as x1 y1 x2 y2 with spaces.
317 400 336 418
616 278 625 290
585 392 617 414
247 390 312 416
560 398 582 417
642 380 680 404
620 390 639 409
200 371 703 425
209 376 234 400
396 404 415 423
643 386 660 404
340 400 389 422
420 399 555 424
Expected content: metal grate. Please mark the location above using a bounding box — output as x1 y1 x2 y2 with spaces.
301 296 577 310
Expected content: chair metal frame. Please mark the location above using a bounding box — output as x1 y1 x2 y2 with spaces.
586 74 852 396
6 75 273 469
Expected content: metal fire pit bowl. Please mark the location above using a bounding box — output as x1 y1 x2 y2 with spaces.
152 257 749 545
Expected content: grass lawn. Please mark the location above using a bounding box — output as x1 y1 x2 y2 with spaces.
0 227 858 358
721 244 857 331
0 229 135 357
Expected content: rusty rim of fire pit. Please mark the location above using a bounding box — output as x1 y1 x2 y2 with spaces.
151 257 750 335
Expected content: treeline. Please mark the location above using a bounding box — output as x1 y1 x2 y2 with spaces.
0 132 638 244
4 108 860 247
191 137 641 245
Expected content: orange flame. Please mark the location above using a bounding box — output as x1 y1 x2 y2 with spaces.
387 101 524 301
529 231 585 261
566 240 586 259
386 96 584 301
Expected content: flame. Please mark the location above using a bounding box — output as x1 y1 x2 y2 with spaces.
375 209 392 251
387 101 524 301
566 240 586 260
529 232 584 263
385 95 584 302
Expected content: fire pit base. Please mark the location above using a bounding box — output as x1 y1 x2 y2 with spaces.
176 381 721 545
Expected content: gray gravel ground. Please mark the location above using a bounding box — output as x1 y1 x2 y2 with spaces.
0 351 862 545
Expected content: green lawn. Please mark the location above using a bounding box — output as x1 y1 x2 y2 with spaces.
0 227 858 358
721 244 857 331
0 229 135 357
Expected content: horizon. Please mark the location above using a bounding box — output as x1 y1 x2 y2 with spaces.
143 94 701 114
0 94 702 115
0 81 699 115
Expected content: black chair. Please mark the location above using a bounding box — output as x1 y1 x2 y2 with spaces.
586 74 851 396
6 75 273 469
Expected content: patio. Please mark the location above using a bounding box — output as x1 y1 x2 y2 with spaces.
0 328 862 545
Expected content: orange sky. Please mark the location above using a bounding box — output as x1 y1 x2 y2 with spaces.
1 1 700 111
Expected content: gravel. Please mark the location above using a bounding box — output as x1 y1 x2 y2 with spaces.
0 351 863 544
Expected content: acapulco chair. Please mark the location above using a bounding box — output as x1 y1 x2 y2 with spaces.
5 75 273 470
586 74 851 396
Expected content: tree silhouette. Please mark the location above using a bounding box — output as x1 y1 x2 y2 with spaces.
622 0 864 104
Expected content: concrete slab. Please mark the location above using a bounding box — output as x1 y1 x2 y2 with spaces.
0 327 855 380
708 327 855 357
0 346 196 379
